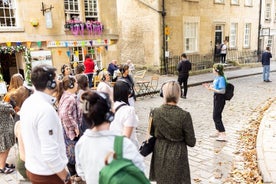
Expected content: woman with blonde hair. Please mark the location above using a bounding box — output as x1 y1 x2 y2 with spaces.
149 81 196 184
11 85 33 179
3 73 24 106
97 70 113 101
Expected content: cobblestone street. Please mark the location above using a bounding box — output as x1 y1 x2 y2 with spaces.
1 66 276 184
136 73 276 183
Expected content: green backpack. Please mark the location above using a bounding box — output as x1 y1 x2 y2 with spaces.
99 136 150 184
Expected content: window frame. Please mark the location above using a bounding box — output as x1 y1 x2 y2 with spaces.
230 23 238 49
0 0 16 27
265 3 271 21
84 0 98 21
184 22 198 53
244 0 253 6
243 23 251 48
231 0 239 5
214 0 224 4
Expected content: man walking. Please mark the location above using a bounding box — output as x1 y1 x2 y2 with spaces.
261 46 272 82
177 53 192 99
20 65 71 184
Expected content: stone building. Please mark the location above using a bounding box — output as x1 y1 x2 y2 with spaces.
117 0 260 73
261 0 276 55
0 0 119 84
0 0 262 84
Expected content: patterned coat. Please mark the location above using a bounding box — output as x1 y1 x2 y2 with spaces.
149 104 196 184
0 102 15 152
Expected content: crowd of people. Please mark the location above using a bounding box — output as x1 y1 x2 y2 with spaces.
0 52 241 184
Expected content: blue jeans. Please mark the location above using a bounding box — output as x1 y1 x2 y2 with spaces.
263 65 270 81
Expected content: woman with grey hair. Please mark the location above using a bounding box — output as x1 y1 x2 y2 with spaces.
149 81 196 184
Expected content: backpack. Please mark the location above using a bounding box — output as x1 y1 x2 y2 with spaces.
224 83 234 101
99 136 150 184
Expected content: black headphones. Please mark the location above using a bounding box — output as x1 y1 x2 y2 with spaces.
42 66 57 89
68 75 75 89
160 80 177 97
96 92 114 122
102 75 106 81
61 64 68 74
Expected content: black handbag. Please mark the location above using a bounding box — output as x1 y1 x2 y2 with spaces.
139 110 156 157
139 136 156 157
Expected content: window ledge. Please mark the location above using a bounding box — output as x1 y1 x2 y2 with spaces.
0 27 24 32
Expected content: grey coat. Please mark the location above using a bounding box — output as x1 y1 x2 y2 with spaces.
149 104 196 184
0 102 15 152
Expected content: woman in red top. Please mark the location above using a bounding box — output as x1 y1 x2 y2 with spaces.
84 54 95 88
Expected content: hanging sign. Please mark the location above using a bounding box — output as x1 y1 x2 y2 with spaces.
30 50 53 68
0 82 7 95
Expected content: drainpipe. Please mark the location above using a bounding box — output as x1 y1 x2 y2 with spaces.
161 0 167 74
257 0 262 61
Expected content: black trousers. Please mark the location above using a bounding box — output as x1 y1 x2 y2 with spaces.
220 54 226 63
213 93 225 132
178 75 189 97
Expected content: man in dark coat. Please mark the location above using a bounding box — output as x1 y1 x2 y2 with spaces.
177 53 192 99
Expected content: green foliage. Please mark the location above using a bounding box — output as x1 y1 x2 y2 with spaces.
24 49 32 86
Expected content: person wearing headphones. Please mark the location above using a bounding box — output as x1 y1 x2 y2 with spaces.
97 70 113 102
118 64 136 106
58 64 71 81
20 65 71 184
56 75 83 183
110 80 139 148
203 63 227 141
75 91 145 183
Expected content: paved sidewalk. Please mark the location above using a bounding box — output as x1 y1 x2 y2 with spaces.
257 100 276 183
1 62 276 183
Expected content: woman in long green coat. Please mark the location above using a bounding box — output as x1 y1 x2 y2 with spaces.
149 81 196 184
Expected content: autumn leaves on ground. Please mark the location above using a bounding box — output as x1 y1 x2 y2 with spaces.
223 98 275 183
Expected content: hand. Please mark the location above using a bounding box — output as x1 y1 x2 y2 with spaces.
75 127 80 137
202 83 210 88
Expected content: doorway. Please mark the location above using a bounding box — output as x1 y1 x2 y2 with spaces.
214 25 223 62
0 53 17 84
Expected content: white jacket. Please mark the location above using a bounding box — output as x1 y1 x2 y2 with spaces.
75 129 145 184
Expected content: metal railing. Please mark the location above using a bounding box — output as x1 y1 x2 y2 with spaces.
160 50 258 75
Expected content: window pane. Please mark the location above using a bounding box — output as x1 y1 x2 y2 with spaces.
64 0 80 21
231 0 238 4
84 0 98 21
245 0 252 6
184 22 197 52
230 23 237 48
0 0 16 27
244 23 251 47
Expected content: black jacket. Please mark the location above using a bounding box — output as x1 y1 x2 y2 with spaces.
177 60 191 76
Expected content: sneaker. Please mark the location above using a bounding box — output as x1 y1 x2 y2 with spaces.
216 134 227 142
209 132 219 138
